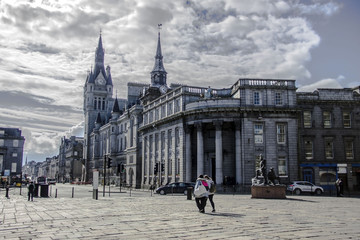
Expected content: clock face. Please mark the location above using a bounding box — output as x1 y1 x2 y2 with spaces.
96 77 106 85
160 85 167 94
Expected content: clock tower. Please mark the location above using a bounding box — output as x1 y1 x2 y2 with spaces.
141 26 169 104
83 33 114 180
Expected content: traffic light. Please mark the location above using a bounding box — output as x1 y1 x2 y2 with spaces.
161 163 164 172
121 164 125 173
107 157 112 168
154 163 159 174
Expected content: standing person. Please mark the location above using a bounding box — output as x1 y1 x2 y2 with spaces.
204 175 216 212
339 178 344 197
193 175 209 213
28 181 35 201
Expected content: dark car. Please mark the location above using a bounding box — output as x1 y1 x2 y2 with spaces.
156 182 195 195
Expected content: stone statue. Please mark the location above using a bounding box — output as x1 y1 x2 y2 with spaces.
204 86 212 98
260 157 268 185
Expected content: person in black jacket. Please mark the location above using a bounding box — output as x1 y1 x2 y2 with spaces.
28 182 35 201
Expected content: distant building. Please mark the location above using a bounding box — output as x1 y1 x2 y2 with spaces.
22 159 38 181
297 88 360 192
0 127 25 184
58 136 84 183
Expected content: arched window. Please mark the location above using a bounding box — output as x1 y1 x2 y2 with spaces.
94 97 97 110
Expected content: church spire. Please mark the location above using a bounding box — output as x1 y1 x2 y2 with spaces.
151 24 167 87
91 31 106 83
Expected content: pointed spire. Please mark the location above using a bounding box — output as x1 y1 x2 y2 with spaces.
112 98 120 113
151 24 167 87
152 28 166 73
91 31 107 84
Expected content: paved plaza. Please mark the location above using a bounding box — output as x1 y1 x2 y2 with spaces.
1 185 360 240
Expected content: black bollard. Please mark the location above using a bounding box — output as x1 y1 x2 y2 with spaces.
55 189 58 198
187 187 193 200
72 187 74 198
5 185 9 198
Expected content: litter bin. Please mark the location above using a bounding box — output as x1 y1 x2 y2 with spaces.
187 187 193 200
40 184 49 197
34 184 39 197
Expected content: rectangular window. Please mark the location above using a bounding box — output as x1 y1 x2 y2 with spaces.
13 140 19 147
168 102 173 115
161 105 166 118
254 92 260 105
304 140 313 159
278 156 287 176
0 130 4 135
275 92 282 105
303 111 312 128
325 138 333 159
0 154 3 171
0 139 3 146
254 123 263 144
277 124 286 144
149 111 153 123
174 99 180 113
323 111 331 128
345 140 354 159
155 108 159 121
11 162 17 172
343 111 351 128
12 152 18 157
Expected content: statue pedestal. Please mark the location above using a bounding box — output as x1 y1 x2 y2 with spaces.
251 185 286 199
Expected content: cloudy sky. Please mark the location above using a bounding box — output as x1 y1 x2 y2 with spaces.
1 0 359 163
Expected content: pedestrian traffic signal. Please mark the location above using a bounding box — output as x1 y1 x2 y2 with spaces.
107 157 112 168
121 164 125 173
161 163 164 172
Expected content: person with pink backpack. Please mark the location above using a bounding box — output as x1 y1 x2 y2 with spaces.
193 174 209 213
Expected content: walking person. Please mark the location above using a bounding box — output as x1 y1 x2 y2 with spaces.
193 175 209 213
28 181 35 201
204 175 216 212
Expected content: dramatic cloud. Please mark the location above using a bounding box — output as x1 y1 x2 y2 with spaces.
0 0 357 162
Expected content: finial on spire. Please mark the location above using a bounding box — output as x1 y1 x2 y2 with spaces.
100 28 102 36
158 23 162 31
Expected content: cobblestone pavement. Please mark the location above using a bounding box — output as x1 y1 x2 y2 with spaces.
1 186 360 240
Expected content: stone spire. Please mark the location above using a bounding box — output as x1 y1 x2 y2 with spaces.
92 32 106 83
151 24 167 87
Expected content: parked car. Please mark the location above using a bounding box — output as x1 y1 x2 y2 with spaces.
36 176 47 185
287 181 324 195
156 182 195 195
47 178 56 185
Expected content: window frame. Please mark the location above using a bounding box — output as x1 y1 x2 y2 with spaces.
323 111 332 128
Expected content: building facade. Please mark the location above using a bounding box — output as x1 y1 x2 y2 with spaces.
83 32 302 189
58 136 84 183
0 127 25 184
297 88 360 192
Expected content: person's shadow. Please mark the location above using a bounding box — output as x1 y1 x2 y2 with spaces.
205 212 245 218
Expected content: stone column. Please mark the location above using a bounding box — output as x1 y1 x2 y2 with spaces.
195 122 204 177
214 120 223 184
235 121 241 184
185 125 192 182
171 128 176 179
164 130 169 183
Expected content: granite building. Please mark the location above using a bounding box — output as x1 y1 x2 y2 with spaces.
83 32 301 189
0 127 25 183
297 88 360 191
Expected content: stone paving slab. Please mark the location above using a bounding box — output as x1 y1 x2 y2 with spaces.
1 187 360 239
